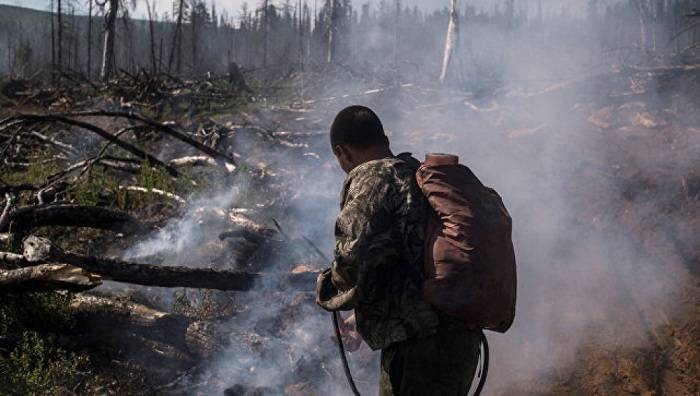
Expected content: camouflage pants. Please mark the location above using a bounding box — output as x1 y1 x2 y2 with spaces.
379 330 481 396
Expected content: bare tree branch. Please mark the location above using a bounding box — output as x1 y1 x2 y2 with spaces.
58 110 237 168
0 114 178 176
0 264 102 293
120 186 187 205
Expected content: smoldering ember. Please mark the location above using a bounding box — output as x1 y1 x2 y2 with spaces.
0 0 699 395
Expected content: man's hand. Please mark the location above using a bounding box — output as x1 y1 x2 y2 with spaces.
338 313 362 352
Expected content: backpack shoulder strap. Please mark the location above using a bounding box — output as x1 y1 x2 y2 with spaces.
395 152 421 171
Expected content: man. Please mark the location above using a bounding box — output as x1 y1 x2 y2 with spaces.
316 106 481 395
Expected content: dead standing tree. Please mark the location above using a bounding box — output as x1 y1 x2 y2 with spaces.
87 0 94 78
99 0 119 80
440 0 459 84
263 0 269 67
50 0 56 81
146 0 157 74
326 0 337 63
57 0 63 71
633 0 651 52
190 0 208 74
169 0 186 74
394 0 400 64
298 0 305 69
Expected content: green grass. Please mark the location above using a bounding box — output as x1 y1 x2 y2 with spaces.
3 160 58 188
65 162 209 211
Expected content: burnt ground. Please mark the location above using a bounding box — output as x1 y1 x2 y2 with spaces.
0 64 699 395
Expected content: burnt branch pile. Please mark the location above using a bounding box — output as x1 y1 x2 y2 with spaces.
0 86 336 392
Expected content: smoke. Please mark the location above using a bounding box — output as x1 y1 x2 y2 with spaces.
124 182 244 263
120 118 371 394
111 1 698 395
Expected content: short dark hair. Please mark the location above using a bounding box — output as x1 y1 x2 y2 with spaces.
330 105 389 149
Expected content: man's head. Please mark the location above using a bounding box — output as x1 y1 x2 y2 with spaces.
330 105 392 173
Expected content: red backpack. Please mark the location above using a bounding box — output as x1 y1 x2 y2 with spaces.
416 154 516 333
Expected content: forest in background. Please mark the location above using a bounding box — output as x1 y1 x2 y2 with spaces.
1 0 700 84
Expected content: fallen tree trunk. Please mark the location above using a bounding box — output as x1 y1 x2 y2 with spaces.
23 236 317 291
61 254 261 290
1 204 145 238
70 294 226 359
71 294 189 340
0 264 102 293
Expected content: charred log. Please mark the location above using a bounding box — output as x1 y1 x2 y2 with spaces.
22 237 317 291
70 294 189 343
70 294 228 360
1 205 145 243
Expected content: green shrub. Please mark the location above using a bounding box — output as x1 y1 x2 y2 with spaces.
68 168 124 208
134 162 176 207
0 332 90 395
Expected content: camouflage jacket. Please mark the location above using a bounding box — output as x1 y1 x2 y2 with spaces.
316 154 448 350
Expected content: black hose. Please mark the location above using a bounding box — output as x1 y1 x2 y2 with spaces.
333 313 488 396
332 311 362 396
473 330 489 396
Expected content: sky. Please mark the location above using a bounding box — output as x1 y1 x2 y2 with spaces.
2 0 594 20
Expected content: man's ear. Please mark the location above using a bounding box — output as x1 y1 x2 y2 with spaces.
334 145 352 161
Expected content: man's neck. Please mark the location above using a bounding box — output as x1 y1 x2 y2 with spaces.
356 147 394 165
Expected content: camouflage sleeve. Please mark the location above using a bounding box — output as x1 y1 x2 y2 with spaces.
316 171 400 311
